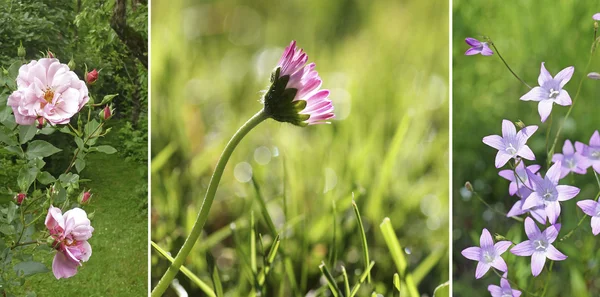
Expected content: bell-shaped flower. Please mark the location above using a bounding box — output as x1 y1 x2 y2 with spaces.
461 228 512 279
520 62 573 122
510 217 566 276
483 120 537 168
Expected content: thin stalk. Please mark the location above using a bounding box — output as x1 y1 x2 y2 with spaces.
541 261 554 297
472 189 523 222
492 269 538 296
65 122 104 173
489 42 532 89
560 190 600 241
152 110 268 297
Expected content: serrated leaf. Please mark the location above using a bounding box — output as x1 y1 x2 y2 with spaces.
95 145 116 154
75 158 86 173
37 172 56 185
17 166 37 192
0 224 15 235
26 140 61 159
18 124 37 144
0 126 17 146
13 261 49 277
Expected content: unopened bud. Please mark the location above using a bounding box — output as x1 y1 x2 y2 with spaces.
36 117 45 129
67 57 76 70
85 69 99 85
14 193 26 205
46 50 55 59
494 234 508 241
515 120 525 129
78 190 92 205
46 236 59 249
588 72 600 80
100 105 114 121
17 42 25 58
465 181 474 192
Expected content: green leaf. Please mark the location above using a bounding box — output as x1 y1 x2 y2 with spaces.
0 126 17 146
74 137 85 150
4 145 23 157
6 202 17 224
18 124 37 144
17 166 37 192
13 261 49 277
433 281 449 297
95 145 117 154
26 140 61 159
75 158 86 173
37 172 56 185
0 224 15 235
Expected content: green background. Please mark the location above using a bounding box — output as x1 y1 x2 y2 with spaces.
453 0 600 295
151 0 449 295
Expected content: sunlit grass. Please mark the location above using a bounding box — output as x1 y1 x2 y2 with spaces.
151 0 449 295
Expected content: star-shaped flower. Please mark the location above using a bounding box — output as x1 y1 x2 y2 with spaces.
499 163 540 197
483 120 538 168
551 139 587 178
578 130 600 173
577 200 600 235
522 161 580 224
510 217 567 277
465 38 493 56
520 62 574 122
488 273 522 297
461 228 512 279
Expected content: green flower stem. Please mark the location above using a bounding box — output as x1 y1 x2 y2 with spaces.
489 42 532 89
65 122 105 174
152 109 268 297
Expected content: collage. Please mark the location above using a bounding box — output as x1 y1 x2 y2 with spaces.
0 0 598 296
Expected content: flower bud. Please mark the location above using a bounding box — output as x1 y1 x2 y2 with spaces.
67 57 76 71
100 104 114 121
17 42 26 58
464 181 473 192
515 120 525 129
588 72 600 80
86 69 99 85
46 50 55 59
78 190 92 205
14 193 26 205
36 117 45 129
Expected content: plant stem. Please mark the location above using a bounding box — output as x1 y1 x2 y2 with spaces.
471 188 523 222
65 122 105 173
11 240 41 249
151 110 268 297
541 261 554 297
489 42 532 89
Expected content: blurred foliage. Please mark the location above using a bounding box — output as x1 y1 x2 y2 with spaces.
151 0 448 296
453 0 600 295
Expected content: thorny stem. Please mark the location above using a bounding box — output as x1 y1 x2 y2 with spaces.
152 110 269 297
488 41 532 89
547 52 595 164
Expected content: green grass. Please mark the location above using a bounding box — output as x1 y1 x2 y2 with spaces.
453 0 600 295
10 121 148 296
151 0 449 296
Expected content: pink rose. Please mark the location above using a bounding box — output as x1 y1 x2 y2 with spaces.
45 205 94 279
7 58 89 125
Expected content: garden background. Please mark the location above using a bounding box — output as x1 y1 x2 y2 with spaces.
151 0 449 296
0 0 148 295
453 0 600 295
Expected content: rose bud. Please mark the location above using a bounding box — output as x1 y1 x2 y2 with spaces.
14 193 26 205
85 69 99 85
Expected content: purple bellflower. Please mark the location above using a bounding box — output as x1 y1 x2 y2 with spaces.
577 200 600 235
465 38 493 56
510 217 566 277
578 130 600 173
594 13 600 21
483 120 538 168
488 273 522 297
522 162 580 224
461 228 512 279
520 62 574 123
551 139 587 178
499 163 541 197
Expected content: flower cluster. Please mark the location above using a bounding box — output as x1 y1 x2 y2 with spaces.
463 15 600 294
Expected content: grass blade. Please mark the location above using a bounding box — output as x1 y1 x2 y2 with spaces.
380 217 419 297
341 266 351 297
349 261 375 297
412 247 445 285
393 273 401 297
319 262 342 297
206 252 224 297
352 199 371 283
151 241 216 297
329 199 338 267
250 176 277 236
